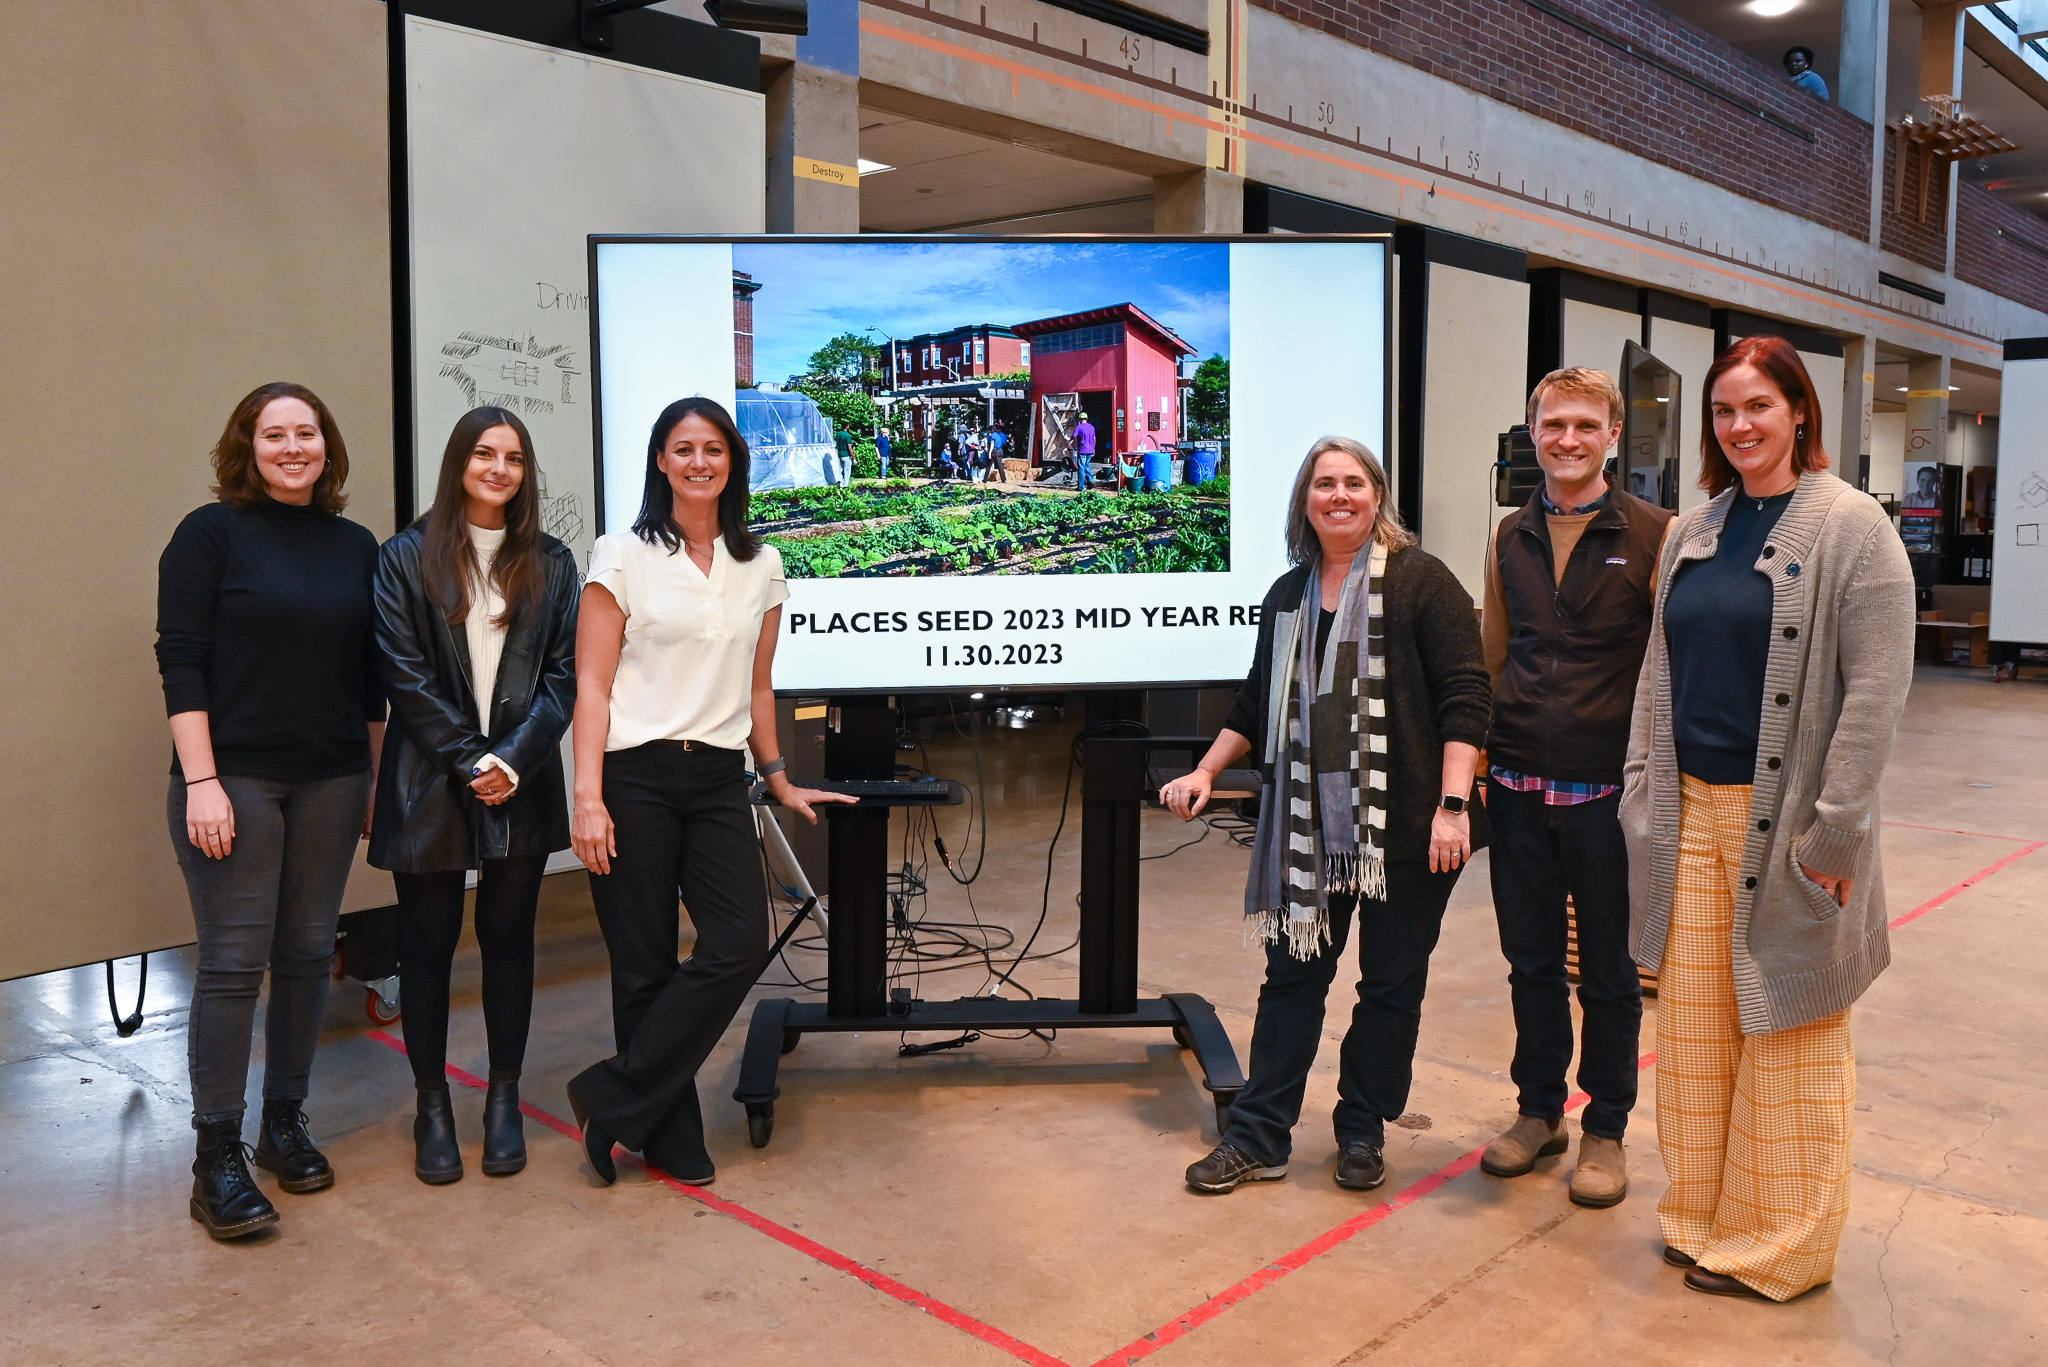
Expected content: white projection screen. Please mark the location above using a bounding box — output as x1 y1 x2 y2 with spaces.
402 14 766 558
590 235 1391 693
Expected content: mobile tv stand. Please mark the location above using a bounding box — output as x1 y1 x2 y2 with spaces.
732 697 1245 1147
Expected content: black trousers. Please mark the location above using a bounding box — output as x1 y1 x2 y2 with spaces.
394 855 546 1090
1486 784 1642 1139
1225 862 1462 1165
570 742 766 1170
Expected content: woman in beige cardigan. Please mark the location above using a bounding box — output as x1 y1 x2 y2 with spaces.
1621 335 1914 1301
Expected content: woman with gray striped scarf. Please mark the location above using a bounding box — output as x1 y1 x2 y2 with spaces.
1161 436 1492 1195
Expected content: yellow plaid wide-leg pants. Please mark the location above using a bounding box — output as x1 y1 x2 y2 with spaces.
1655 775 1854 1301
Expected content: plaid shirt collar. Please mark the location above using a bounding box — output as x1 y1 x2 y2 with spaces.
1539 485 1611 517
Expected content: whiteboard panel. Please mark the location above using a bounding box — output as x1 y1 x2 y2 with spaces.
404 16 765 560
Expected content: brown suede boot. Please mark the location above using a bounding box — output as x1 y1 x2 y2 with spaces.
1569 1134 1628 1208
1480 1115 1568 1178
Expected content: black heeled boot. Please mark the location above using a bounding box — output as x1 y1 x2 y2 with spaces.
253 1098 334 1193
190 1114 279 1240
414 1085 463 1185
481 1080 527 1177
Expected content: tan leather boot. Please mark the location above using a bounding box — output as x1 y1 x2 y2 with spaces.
1569 1134 1628 1208
1480 1115 1568 1177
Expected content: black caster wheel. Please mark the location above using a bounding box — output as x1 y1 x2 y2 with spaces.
781 1029 802 1055
1213 1095 1236 1136
1172 1025 1194 1050
746 1103 774 1148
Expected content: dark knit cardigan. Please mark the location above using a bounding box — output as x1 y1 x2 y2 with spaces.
1223 546 1494 863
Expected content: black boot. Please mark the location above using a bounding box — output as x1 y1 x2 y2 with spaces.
481 1080 527 1177
190 1114 279 1240
253 1099 335 1194
414 1085 463 1185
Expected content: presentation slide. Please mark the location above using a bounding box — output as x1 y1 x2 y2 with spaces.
590 235 1388 692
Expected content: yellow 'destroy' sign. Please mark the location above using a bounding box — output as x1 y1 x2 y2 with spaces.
793 157 858 186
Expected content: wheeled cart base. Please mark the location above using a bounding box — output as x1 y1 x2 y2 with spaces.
735 700 1250 1150
732 991 1245 1147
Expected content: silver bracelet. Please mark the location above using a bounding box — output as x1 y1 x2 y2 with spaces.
756 757 789 778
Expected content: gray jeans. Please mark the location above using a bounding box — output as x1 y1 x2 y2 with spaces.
168 771 368 1119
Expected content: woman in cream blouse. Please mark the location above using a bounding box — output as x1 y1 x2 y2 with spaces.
566 396 849 1185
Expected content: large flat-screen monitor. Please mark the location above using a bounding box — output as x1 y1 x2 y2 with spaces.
588 235 1389 692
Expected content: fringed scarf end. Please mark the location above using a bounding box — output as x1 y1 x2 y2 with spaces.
1244 907 1332 961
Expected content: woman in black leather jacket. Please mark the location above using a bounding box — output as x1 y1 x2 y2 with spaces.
371 407 579 1183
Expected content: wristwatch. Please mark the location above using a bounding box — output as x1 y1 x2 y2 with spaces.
1438 794 1469 815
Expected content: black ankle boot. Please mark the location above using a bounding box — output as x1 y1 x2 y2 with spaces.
481 1081 527 1177
414 1085 463 1184
190 1114 279 1239
253 1099 334 1194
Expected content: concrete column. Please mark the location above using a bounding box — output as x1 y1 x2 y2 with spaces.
1841 335 1877 489
1153 168 1244 234
1839 0 1889 243
765 62 860 233
1838 0 1888 122
1905 354 1951 472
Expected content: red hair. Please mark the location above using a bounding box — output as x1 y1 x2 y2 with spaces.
1699 335 1830 497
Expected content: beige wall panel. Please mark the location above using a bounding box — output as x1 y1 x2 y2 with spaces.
0 0 393 980
1561 299 1642 379
1421 265 1530 597
1870 410 1907 499
1646 317 1717 512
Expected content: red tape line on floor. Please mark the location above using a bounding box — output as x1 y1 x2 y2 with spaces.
1086 835 2042 1365
1888 839 2044 929
364 1030 1072 1367
1881 819 2038 843
358 834 2043 1367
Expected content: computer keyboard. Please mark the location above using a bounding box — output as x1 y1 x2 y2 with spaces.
806 777 955 798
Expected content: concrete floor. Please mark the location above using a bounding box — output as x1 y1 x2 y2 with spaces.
5 667 2045 1365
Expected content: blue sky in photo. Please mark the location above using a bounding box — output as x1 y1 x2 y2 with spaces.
734 241 1229 385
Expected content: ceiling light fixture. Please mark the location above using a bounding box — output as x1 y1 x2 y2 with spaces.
1748 0 1799 16
856 159 895 177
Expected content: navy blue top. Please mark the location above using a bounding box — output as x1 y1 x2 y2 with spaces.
155 498 384 782
1664 489 1794 785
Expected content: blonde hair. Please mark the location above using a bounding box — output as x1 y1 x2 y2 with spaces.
1528 366 1624 428
1284 435 1415 566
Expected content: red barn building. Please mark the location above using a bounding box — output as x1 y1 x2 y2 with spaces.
1013 304 1193 462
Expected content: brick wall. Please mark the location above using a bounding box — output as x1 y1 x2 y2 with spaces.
1956 181 2048 317
1253 0 1873 238
1878 134 1948 270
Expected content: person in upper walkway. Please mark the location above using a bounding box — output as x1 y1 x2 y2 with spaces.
1478 366 1672 1210
155 382 383 1239
1158 435 1491 1197
369 406 580 1186
1622 334 1913 1300
1783 47 1828 100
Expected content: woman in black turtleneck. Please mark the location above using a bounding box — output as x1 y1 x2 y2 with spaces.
155 382 383 1240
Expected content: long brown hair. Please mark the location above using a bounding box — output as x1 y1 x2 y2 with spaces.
1699 335 1832 497
419 407 547 630
212 381 350 513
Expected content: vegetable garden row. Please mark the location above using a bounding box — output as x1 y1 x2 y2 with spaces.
752 480 1231 578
